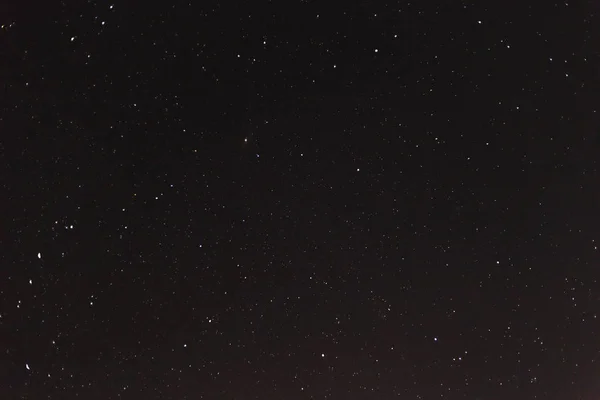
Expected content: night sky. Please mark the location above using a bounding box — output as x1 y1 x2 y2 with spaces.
1 1 600 399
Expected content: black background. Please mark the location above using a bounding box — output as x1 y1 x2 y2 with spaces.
1 1 600 399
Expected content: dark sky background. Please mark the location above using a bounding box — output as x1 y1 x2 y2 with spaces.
1 1 600 399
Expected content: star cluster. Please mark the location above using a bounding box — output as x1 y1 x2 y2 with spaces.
1 1 600 399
